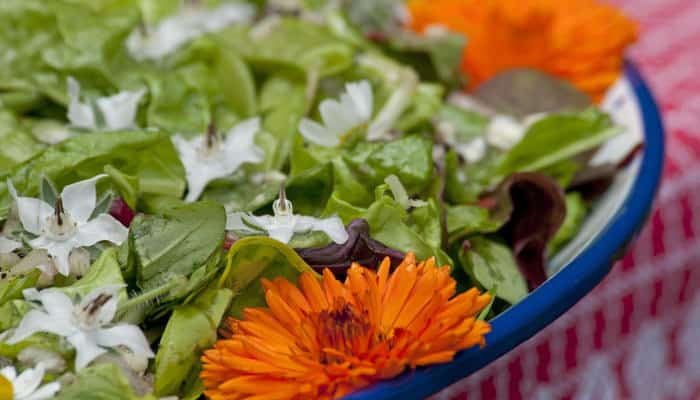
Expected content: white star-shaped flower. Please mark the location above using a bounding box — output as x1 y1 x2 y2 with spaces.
0 363 60 400
226 189 348 245
0 236 21 254
67 77 145 131
6 285 154 371
7 175 128 276
298 80 374 147
126 3 256 61
173 118 264 202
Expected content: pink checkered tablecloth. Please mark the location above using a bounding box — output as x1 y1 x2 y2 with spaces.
433 1 700 399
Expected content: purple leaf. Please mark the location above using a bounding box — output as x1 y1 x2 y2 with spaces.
295 219 405 279
485 172 567 289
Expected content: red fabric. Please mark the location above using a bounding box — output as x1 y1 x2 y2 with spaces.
434 1 700 398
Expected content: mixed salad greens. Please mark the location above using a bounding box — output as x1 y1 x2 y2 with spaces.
0 0 636 398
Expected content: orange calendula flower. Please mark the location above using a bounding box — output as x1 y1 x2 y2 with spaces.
201 253 492 400
407 0 638 101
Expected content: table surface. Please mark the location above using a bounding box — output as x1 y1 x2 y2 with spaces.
432 0 700 399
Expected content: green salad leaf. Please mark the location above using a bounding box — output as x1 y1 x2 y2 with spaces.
498 109 623 176
220 237 316 318
54 363 157 400
154 287 233 397
459 236 528 304
129 201 225 303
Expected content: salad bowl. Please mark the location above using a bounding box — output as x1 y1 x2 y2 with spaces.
346 61 664 400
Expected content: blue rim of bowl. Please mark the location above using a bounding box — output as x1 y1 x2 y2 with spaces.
344 61 665 400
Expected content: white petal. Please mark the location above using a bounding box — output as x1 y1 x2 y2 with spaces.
305 216 349 244
61 174 106 224
78 285 123 327
298 118 339 147
7 310 75 344
0 236 21 253
94 325 154 358
26 288 74 322
75 214 128 247
24 381 61 400
455 137 487 164
126 3 255 61
66 77 96 130
226 212 259 232
486 115 527 151
319 98 355 135
96 89 146 130
12 363 45 398
7 180 54 236
223 117 264 166
67 331 107 370
0 366 16 382
34 240 73 277
345 80 373 121
266 225 296 244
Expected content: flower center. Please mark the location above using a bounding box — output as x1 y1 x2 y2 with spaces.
44 197 77 241
272 184 293 217
75 293 113 329
197 122 223 159
0 374 12 399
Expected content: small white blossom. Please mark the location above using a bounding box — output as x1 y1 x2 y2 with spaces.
7 285 154 371
455 137 487 164
0 363 61 400
486 113 547 151
126 3 255 61
298 81 373 147
0 236 20 254
67 77 145 131
227 190 348 245
7 175 128 276
173 118 264 203
485 115 527 151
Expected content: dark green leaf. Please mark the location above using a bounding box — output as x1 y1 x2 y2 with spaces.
458 237 528 305
154 287 232 397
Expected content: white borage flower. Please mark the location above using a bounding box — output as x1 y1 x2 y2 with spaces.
226 188 348 245
67 77 146 131
7 175 128 276
298 80 374 147
126 2 256 61
0 362 61 400
173 118 265 203
0 235 21 254
6 285 154 371
485 113 546 152
384 175 427 209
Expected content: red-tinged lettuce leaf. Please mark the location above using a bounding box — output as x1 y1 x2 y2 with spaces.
486 172 567 289
295 219 405 279
474 68 592 118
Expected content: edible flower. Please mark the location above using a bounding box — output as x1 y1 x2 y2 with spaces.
67 77 145 131
0 236 21 254
406 0 638 101
298 81 374 147
201 253 491 399
126 2 255 61
173 118 264 202
7 175 128 276
226 186 348 245
0 362 60 400
6 285 154 371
